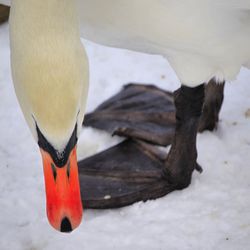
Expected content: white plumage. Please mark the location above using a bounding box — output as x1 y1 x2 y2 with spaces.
77 0 250 85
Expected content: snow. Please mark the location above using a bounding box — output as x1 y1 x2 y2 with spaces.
1 22 250 250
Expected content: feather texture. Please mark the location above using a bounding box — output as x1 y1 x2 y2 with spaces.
77 0 250 85
10 0 89 150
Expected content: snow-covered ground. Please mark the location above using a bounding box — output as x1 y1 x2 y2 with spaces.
1 21 250 250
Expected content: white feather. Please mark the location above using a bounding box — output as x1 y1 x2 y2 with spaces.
77 0 250 85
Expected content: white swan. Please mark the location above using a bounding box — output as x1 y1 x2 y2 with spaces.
1 0 250 233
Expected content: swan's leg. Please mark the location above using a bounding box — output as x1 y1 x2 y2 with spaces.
164 84 205 189
199 79 225 132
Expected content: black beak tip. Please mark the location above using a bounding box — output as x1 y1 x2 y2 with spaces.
60 217 73 233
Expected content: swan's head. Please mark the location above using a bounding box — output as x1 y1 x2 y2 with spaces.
10 34 89 232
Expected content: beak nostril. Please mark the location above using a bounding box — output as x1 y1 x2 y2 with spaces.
60 217 73 233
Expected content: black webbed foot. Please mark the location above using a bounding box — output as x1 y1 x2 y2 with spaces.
81 84 177 208
79 140 175 209
83 83 176 146
79 83 205 209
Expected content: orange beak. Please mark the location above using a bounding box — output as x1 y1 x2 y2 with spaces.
40 146 82 232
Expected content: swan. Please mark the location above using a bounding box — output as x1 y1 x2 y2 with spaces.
1 0 250 233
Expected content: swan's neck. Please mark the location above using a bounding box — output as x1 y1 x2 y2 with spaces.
10 0 80 43
9 0 89 150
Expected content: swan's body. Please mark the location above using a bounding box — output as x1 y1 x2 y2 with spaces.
1 0 250 232
77 0 250 85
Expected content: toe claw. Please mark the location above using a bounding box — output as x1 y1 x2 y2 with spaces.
195 163 203 173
